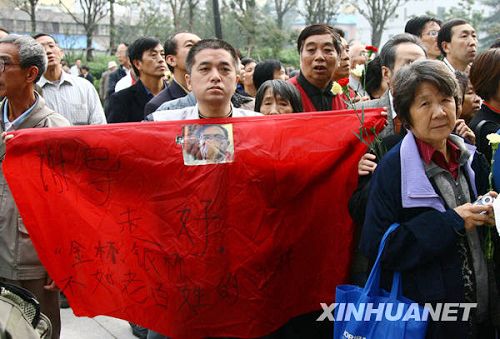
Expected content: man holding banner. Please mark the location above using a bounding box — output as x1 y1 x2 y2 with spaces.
0 35 70 339
147 39 261 121
1 37 385 338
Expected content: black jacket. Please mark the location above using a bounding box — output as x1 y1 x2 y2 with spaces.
106 80 153 123
106 66 127 99
144 79 188 115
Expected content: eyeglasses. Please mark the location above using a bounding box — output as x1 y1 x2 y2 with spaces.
425 30 439 37
200 134 227 142
0 59 20 73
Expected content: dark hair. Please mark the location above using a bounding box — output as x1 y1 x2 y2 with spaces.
254 79 303 113
454 70 468 104
240 57 255 67
490 39 500 49
185 39 238 74
81 65 90 72
360 55 384 99
379 33 425 71
0 27 9 34
392 59 460 126
297 24 341 56
437 19 469 56
469 48 500 101
0 35 47 83
32 33 58 44
128 37 161 76
253 59 283 90
332 27 345 38
404 16 442 37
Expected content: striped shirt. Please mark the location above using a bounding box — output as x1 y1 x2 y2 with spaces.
38 71 106 125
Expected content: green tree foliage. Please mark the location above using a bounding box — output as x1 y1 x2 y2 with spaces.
479 0 500 48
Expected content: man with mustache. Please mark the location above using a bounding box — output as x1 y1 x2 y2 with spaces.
438 19 478 73
106 37 169 123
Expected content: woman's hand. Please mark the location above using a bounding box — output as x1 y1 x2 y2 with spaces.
454 192 498 230
358 153 377 176
454 203 493 230
455 119 475 145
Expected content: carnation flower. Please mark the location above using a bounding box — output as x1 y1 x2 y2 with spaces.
331 81 343 95
350 64 364 78
337 78 349 87
487 133 500 144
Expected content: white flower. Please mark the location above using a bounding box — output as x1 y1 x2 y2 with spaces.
350 64 364 78
487 133 500 144
331 81 343 95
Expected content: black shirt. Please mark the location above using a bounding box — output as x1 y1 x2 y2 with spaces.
469 103 500 162
297 72 334 111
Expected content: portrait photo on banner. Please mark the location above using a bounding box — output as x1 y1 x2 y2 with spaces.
178 124 235 165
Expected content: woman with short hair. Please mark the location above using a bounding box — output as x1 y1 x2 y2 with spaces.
360 59 498 338
254 80 303 115
469 48 500 162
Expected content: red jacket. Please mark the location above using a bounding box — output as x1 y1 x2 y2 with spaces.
289 76 355 112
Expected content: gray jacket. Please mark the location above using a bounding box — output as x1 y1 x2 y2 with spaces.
0 95 70 280
353 90 395 137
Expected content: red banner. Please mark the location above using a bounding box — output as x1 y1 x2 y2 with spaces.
3 109 384 339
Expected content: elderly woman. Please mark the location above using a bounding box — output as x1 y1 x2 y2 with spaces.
469 48 500 162
360 59 498 338
254 80 303 115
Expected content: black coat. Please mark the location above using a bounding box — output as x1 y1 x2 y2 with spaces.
106 80 153 123
106 66 127 99
143 80 188 115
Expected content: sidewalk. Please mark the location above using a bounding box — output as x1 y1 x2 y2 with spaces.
60 308 137 339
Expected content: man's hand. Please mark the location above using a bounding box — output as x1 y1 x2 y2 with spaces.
353 95 370 103
43 276 59 291
358 153 377 176
455 119 475 145
1 132 14 142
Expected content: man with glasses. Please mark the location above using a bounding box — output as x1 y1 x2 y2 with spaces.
0 35 70 339
197 124 232 162
405 16 442 60
106 37 169 123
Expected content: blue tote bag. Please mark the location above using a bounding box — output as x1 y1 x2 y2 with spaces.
334 223 428 339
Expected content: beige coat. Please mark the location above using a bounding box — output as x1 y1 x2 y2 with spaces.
0 94 70 280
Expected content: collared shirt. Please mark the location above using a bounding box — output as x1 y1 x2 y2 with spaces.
443 58 456 72
415 138 461 179
38 71 106 125
388 91 397 119
115 71 134 93
484 101 500 113
2 94 39 131
297 73 334 111
148 104 262 121
172 76 189 96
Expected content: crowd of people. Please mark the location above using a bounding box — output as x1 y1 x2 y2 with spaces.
0 15 499 339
